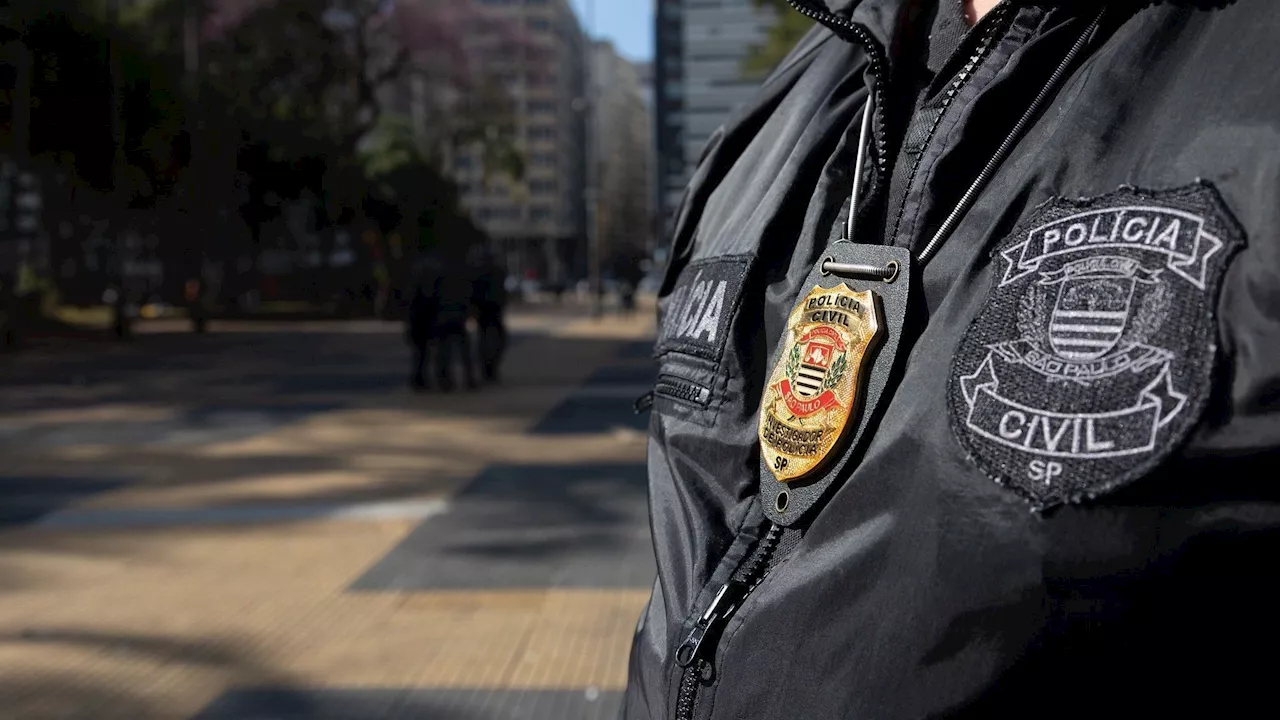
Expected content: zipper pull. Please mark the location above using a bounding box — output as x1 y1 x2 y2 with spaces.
634 390 655 414
675 580 745 668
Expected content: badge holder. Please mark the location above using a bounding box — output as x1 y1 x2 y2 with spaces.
758 242 911 526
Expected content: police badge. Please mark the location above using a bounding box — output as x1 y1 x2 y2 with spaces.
949 183 1244 509
760 284 882 482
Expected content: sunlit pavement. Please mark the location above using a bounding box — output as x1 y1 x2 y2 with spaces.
0 302 656 719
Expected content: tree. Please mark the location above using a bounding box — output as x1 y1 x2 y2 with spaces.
193 0 536 176
1 0 534 319
742 0 813 80
196 0 536 266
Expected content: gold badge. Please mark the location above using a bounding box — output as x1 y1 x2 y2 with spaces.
759 284 883 482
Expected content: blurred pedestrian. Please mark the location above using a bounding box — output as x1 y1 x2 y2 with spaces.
434 258 478 391
0 278 15 349
618 279 636 316
472 253 508 384
185 278 208 334
105 286 132 340
405 255 441 391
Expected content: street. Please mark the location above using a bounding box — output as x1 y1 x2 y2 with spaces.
0 304 656 719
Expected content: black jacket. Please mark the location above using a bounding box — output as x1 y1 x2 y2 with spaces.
626 1 1280 718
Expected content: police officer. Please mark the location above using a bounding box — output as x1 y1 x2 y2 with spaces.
626 0 1280 717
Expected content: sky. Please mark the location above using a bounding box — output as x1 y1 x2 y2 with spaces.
567 0 654 63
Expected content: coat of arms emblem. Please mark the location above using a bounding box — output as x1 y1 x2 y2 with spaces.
1047 271 1139 360
760 284 881 482
948 183 1243 508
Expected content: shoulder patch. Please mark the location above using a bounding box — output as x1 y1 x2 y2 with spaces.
655 255 751 361
948 183 1244 509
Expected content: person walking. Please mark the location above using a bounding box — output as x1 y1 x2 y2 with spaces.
185 277 208 334
625 0 1280 717
472 254 508 384
405 255 441 392
433 257 478 392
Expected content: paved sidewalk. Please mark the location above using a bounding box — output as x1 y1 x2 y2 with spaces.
0 306 656 719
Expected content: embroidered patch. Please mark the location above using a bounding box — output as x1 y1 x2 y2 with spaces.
655 255 751 361
948 183 1244 509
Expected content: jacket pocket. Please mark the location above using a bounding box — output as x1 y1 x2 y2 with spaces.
653 254 753 427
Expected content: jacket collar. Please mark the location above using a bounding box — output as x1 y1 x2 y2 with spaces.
812 0 1106 57
798 0 916 54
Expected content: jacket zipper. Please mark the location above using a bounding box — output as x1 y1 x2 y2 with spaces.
787 1 892 202
634 391 655 414
654 373 712 407
664 9 894 720
672 524 784 720
887 5 1013 241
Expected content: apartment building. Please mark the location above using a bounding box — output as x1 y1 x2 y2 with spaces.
654 0 775 241
448 0 588 284
591 41 654 274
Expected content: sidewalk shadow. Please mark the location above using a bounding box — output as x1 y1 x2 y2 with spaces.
0 627 292 718
350 462 654 591
0 475 128 529
0 331 651 422
194 686 624 720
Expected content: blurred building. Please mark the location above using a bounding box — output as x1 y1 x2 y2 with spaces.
636 61 655 111
591 42 654 279
654 0 775 243
441 0 589 286
635 60 660 267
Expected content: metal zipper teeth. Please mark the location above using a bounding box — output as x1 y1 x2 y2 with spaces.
918 7 1108 265
888 5 1013 242
672 525 784 720
654 375 710 406
674 661 705 720
786 1 892 198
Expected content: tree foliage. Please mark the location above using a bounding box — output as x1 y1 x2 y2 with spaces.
742 0 814 80
2 0 538 305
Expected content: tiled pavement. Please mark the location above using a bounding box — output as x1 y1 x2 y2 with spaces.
0 304 656 719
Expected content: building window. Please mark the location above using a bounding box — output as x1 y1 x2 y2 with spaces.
530 179 557 195
530 206 553 221
527 99 556 114
528 126 556 141
527 71 558 87
527 17 551 31
531 152 557 167
480 206 525 222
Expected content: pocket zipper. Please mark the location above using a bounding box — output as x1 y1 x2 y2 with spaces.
654 374 712 407
634 391 655 414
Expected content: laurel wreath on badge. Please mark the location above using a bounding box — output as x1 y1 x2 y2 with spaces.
823 353 848 390
786 343 801 379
